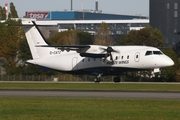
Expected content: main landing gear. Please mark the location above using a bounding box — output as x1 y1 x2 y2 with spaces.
113 76 121 83
94 77 101 83
94 74 121 83
94 73 103 83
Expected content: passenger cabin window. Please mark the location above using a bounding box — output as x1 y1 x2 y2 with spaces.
136 55 139 58
121 56 123 60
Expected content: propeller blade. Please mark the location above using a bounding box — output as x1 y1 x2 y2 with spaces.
100 46 119 62
103 52 109 62
110 52 113 61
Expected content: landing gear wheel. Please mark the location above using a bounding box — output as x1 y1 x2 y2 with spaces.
94 77 100 83
113 77 121 83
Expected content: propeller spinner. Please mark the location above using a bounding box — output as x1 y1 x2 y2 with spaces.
100 46 119 62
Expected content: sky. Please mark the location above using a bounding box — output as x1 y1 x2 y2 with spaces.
0 0 149 17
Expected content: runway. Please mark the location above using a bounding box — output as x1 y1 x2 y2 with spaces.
0 89 180 100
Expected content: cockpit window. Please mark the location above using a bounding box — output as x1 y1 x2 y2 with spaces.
145 51 152 56
153 51 163 55
145 50 163 56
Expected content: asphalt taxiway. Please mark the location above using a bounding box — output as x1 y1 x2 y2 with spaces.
0 89 180 100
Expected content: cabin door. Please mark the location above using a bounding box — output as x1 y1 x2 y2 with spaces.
72 57 78 70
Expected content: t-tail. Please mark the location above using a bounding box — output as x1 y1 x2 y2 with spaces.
22 21 52 59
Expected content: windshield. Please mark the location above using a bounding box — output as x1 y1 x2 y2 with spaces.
153 51 163 55
145 51 152 55
145 51 163 56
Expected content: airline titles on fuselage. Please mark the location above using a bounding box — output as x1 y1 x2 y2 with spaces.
106 60 129 65
49 50 130 65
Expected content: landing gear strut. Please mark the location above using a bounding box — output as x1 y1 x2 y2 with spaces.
94 77 101 83
94 73 103 83
113 76 121 83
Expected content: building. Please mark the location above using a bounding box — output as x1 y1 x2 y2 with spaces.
24 11 149 39
150 0 180 47
30 19 149 39
25 11 147 20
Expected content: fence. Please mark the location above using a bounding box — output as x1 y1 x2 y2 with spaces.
0 74 114 82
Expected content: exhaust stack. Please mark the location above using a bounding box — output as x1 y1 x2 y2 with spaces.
71 0 73 11
95 0 98 11
5 3 8 20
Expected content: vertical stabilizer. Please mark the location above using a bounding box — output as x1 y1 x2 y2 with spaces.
22 21 49 59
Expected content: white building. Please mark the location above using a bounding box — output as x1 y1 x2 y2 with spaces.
31 19 149 38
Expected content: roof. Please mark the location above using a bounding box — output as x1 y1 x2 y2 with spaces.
25 11 148 20
33 19 149 25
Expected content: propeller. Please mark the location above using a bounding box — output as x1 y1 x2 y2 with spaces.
100 46 119 62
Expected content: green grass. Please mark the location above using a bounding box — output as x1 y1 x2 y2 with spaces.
0 98 180 120
0 82 180 91
0 82 180 120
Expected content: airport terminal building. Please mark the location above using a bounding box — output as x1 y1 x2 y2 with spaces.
25 11 147 20
24 11 149 39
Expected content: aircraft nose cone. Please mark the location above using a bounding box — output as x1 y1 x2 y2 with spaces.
157 56 174 67
164 56 174 67
167 59 174 66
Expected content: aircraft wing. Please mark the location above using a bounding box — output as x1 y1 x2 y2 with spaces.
37 45 90 50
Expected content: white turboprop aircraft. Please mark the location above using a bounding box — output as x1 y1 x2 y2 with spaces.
22 20 174 82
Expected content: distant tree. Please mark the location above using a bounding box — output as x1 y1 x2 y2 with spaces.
64 30 79 45
117 30 138 45
94 22 113 46
161 48 179 82
175 58 180 82
18 37 31 61
47 30 93 45
117 26 165 47
0 2 18 20
0 6 6 20
77 31 93 45
8 2 18 18
47 30 79 45
0 19 23 74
